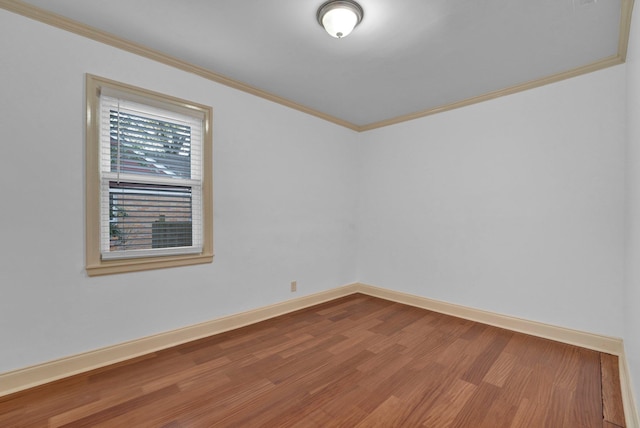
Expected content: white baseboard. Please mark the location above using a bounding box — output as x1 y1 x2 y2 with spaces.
0 283 359 398
619 349 640 428
354 283 624 355
1 281 637 426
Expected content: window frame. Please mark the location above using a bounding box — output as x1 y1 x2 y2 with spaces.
86 74 213 276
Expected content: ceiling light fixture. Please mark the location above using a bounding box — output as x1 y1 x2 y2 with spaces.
317 0 364 39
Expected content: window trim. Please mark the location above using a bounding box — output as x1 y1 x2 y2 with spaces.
86 74 213 276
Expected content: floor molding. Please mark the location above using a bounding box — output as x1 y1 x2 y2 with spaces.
354 283 624 355
0 283 359 398
1 281 637 425
620 349 640 428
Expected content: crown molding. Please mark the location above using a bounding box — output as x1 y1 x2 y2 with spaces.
619 0 635 61
359 55 625 131
0 0 634 132
0 0 360 131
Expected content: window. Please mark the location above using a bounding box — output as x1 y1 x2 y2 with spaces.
86 74 213 276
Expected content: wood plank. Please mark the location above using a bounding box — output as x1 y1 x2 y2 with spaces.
419 379 477 427
571 349 603 428
601 353 626 427
510 397 548 428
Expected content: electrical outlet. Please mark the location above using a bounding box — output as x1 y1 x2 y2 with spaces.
291 281 297 292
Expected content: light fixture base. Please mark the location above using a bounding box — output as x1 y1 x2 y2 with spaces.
317 0 364 39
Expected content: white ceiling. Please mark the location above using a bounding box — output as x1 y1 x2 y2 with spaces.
10 0 632 129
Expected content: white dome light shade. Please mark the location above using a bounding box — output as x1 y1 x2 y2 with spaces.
317 1 363 39
322 8 358 38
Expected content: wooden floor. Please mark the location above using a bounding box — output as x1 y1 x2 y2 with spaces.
0 294 626 427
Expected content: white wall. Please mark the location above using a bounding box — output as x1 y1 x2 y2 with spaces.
0 10 359 373
0 5 633 393
625 0 640 410
357 66 627 337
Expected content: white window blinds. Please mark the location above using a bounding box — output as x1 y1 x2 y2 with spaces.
99 94 204 260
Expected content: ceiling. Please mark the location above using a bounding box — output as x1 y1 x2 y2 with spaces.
4 0 634 130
